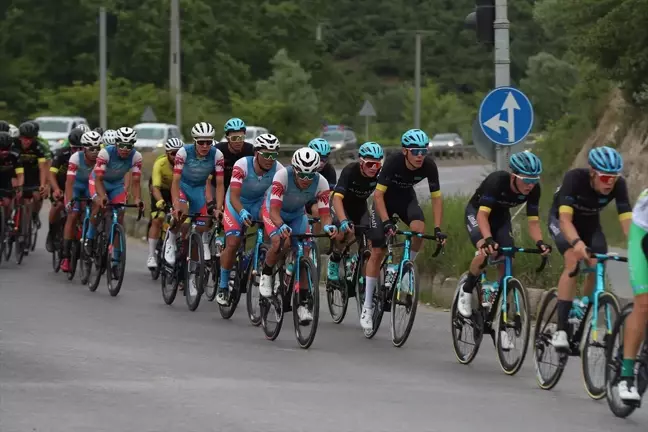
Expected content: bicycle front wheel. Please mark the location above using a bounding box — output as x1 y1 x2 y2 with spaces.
582 291 620 399
293 256 320 349
494 278 531 375
106 224 127 297
533 288 566 390
184 231 205 311
391 260 419 347
246 245 266 326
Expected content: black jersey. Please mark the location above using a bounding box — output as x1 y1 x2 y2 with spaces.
468 170 541 220
376 153 440 200
0 150 22 187
50 147 73 186
333 162 377 203
211 141 255 190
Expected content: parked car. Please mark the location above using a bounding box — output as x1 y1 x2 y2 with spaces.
220 125 269 143
33 116 89 151
133 123 184 151
319 125 357 151
430 133 463 148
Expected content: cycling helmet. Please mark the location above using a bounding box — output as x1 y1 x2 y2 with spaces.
68 128 85 148
116 126 137 144
81 131 102 147
588 146 623 173
359 142 384 159
102 129 117 145
165 137 184 151
254 133 280 151
18 121 38 138
0 131 12 150
0 121 9 132
8 124 19 138
31 121 40 133
191 122 215 139
93 127 104 135
76 124 90 133
308 138 331 157
224 117 246 133
292 147 320 174
509 151 542 176
401 129 429 148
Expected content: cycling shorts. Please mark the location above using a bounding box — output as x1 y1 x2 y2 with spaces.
628 222 648 296
261 201 311 239
89 179 127 204
464 203 514 249
367 191 424 248
224 196 263 237
178 182 208 225
149 188 172 218
548 211 607 255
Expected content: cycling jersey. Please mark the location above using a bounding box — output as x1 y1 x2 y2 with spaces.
629 188 648 296
332 161 377 227
50 147 73 188
66 152 95 210
173 144 224 216
150 155 174 191
223 156 283 235
0 151 22 198
468 170 540 220
211 141 254 191
12 141 47 193
376 153 441 199
90 145 143 203
36 136 52 160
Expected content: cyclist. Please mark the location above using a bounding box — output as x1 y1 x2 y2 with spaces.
217 133 283 305
259 147 338 323
617 187 648 402
327 142 383 281
457 152 552 344
0 132 23 217
14 121 49 229
548 146 631 349
212 117 254 194
363 129 447 330
306 138 337 233
59 131 101 273
85 127 144 272
146 137 183 269
166 122 225 296
46 128 85 252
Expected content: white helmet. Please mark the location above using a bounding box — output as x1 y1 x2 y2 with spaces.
102 129 117 145
292 147 320 174
191 122 215 140
81 131 102 147
8 124 18 138
165 138 184 151
76 124 91 133
254 133 280 151
116 126 137 144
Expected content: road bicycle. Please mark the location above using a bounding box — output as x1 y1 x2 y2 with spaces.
451 246 547 375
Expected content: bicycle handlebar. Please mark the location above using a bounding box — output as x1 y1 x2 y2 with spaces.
478 246 549 273
568 249 628 277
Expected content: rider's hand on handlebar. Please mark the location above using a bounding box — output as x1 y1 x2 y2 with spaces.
572 239 590 262
340 219 353 234
434 227 447 246
480 237 498 256
323 224 338 238
53 189 63 200
383 220 395 237
536 240 552 256
239 208 252 226
278 223 292 239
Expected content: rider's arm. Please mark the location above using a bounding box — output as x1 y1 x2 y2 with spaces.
374 157 393 222
48 154 62 194
557 171 580 244
314 174 333 227
150 158 164 203
475 173 501 239
13 153 24 188
614 177 633 237
269 169 288 228
213 149 225 210
93 148 110 200
228 158 247 214
129 151 143 203
171 147 186 208
332 164 352 221
36 146 48 187
64 153 80 204
425 157 443 229
526 183 544 243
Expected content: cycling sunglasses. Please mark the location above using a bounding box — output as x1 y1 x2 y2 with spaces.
513 173 540 184
228 135 245 142
116 142 134 150
86 145 101 153
408 148 428 156
295 170 316 180
360 158 382 169
595 171 619 185
195 140 212 147
258 151 278 161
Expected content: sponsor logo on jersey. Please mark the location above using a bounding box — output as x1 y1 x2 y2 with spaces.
271 181 284 198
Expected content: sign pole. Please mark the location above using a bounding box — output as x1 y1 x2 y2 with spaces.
494 0 510 170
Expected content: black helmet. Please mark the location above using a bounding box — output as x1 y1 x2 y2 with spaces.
0 131 12 150
18 121 38 138
30 120 40 133
93 126 104 135
0 121 9 132
68 128 84 148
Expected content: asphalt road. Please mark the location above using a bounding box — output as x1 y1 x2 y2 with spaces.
2 214 646 431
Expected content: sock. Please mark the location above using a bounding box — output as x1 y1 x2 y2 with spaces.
621 358 636 378
87 224 96 240
556 300 572 332
410 250 418 261
219 268 231 289
148 238 157 256
364 277 377 309
462 272 479 293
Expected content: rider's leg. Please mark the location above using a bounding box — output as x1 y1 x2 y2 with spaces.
362 205 388 329
147 216 163 264
218 199 243 303
46 197 64 252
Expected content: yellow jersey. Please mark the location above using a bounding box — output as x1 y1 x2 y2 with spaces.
151 155 174 190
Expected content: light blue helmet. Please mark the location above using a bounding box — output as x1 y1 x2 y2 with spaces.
359 142 384 159
588 146 623 173
401 129 429 148
224 117 246 133
509 151 542 176
308 138 331 157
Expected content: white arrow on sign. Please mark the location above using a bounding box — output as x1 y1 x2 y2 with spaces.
483 92 520 143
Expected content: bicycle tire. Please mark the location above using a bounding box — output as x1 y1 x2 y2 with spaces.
150 238 163 281
184 231 204 311
106 224 127 297
160 232 180 305
246 244 266 326
451 273 484 365
533 288 566 390
391 260 419 347
494 278 531 375
79 221 92 285
88 230 106 292
326 255 349 324
355 249 371 320
605 304 638 418
218 258 242 320
29 217 37 252
67 239 79 280
293 256 320 349
261 269 284 341
581 291 620 399
205 235 223 302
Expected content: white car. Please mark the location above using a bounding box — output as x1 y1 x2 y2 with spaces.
220 126 269 143
133 123 184 151
33 116 89 151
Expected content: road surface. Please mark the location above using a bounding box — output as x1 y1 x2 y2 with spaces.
1 230 646 431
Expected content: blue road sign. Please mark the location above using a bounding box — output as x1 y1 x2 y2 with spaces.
478 86 534 146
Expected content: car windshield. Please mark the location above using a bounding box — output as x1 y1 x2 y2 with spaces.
322 131 344 141
35 120 70 133
134 127 165 140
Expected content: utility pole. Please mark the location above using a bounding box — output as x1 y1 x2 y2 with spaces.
493 0 511 170
400 30 434 130
170 0 182 128
99 7 107 130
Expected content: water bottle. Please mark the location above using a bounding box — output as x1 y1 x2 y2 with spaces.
481 281 499 308
346 254 358 281
284 251 294 287
568 296 589 326
214 236 224 257
385 264 398 289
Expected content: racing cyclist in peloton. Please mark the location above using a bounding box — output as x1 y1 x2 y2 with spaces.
213 118 254 192
166 122 225 296
259 148 338 323
457 151 552 348
363 129 447 330
327 142 383 281
146 138 183 269
548 146 631 350
0 132 24 221
59 131 101 273
217 133 283 305
306 138 336 233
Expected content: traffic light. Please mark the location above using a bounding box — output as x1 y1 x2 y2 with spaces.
464 0 495 44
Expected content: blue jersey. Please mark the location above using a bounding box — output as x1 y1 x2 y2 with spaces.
67 152 94 187
174 144 224 188
93 145 143 185
266 166 331 220
228 156 283 206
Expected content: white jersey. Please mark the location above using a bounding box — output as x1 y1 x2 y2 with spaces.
632 188 648 231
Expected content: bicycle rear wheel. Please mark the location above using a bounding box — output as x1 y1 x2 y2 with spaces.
533 288 567 390
261 270 284 341
451 273 484 364
106 224 127 297
160 234 180 305
246 245 266 326
205 234 223 302
293 256 320 349
67 239 79 280
184 231 204 311
29 216 38 252
218 260 242 320
14 206 27 265
582 291 620 399
391 260 419 347
326 255 349 324
88 230 107 292
494 278 531 375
